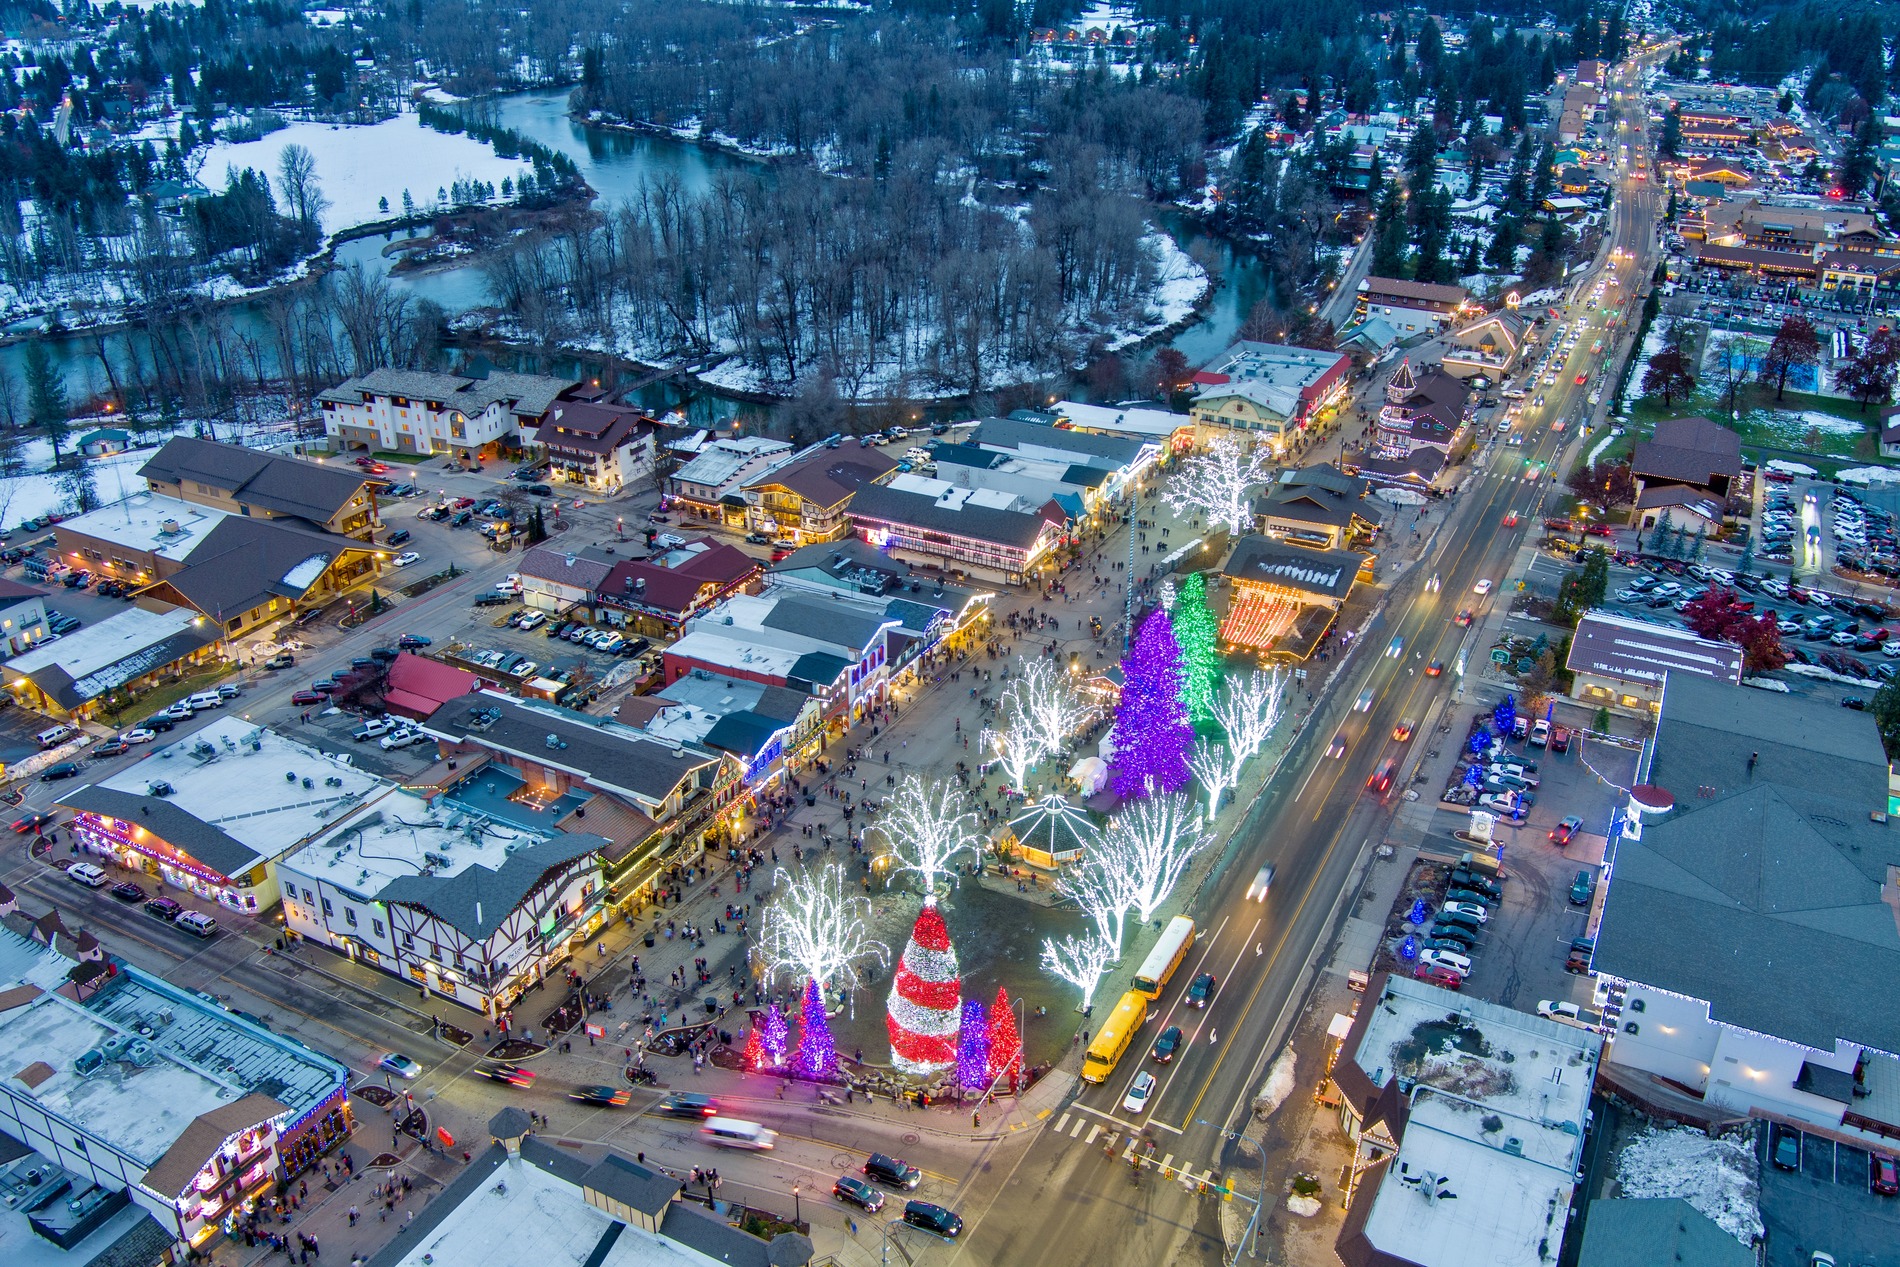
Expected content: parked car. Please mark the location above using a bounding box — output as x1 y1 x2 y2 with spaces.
90 740 130 758
291 690 325 706
1416 948 1473 975
145 896 182 921
384 528 411 545
1568 870 1597 905
1536 1000 1583 1023
1773 1132 1801 1170
1872 1153 1899 1196
381 729 428 751
353 719 393 742
1440 901 1489 924
264 652 296 670
109 880 145 902
38 762 82 781
391 551 421 568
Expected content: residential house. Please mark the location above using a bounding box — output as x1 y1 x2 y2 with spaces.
419 693 724 913
5 606 221 720
0 577 49 654
595 537 761 638
1187 341 1352 456
1558 165 1592 194
1629 416 1743 508
847 478 1066 585
1355 277 1470 323
1632 486 1726 535
664 437 795 530
138 437 381 539
1591 673 1900 1153
319 368 577 461
1252 464 1386 550
740 445 898 546
77 426 130 457
535 400 657 494
1330 974 1601 1267
1565 609 1744 716
0 921 351 1246
1375 360 1472 457
1440 312 1527 380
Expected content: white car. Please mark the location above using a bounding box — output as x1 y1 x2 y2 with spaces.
509 660 538 678
1441 901 1490 924
380 729 428 751
517 611 548 631
378 1052 423 1079
1416 948 1472 976
1121 1070 1156 1115
391 551 421 568
124 728 157 744
1246 865 1275 901
1536 1000 1582 1023
1473 579 1493 595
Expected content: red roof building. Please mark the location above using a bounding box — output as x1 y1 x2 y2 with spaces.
595 537 763 638
383 653 483 721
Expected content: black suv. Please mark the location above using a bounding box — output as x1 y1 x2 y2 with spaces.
1186 971 1217 1008
902 1201 963 1239
864 1153 921 1190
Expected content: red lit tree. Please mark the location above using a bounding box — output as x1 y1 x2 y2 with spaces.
986 986 1022 1089
887 899 961 1076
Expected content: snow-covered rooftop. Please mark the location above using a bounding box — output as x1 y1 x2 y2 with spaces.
5 606 208 680
1350 976 1601 1267
1051 400 1191 439
80 716 387 864
283 788 551 902
55 492 233 564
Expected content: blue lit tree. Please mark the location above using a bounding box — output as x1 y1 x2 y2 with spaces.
1111 608 1195 798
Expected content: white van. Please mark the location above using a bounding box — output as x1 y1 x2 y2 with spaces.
186 691 224 711
699 1118 776 1150
67 863 109 887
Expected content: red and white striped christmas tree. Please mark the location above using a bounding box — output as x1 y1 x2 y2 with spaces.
887 898 961 1076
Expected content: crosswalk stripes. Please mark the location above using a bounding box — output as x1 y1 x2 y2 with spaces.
1082 1123 1101 1145
1039 1116 1234 1199
1053 1112 1070 1134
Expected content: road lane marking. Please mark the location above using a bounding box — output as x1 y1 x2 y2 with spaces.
1054 1112 1070 1134
1083 1123 1101 1145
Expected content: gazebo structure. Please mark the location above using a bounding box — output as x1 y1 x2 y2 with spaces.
997 795 1099 872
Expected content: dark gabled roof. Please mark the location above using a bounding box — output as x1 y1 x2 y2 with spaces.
1593 673 1900 1057
518 545 618 592
753 685 813 727
17 620 222 710
660 1202 812 1267
847 483 1058 549
702 711 787 760
931 442 1010 471
599 544 758 616
745 447 897 508
375 832 609 941
139 437 371 525
423 694 719 805
153 516 362 619
966 416 1148 467
535 401 653 454
1577 1198 1754 1267
142 1092 291 1198
787 651 850 689
581 1152 680 1216
1222 536 1362 600
760 594 893 652
58 784 260 879
1631 417 1744 485
0 577 45 608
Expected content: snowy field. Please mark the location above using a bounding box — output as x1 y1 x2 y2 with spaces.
199 115 535 236
1613 1125 1762 1246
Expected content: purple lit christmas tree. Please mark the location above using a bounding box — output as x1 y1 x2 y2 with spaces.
956 999 991 1090
1111 607 1195 798
794 978 839 1078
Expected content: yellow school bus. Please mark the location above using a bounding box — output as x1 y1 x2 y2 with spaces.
1081 991 1150 1084
1131 916 1195 999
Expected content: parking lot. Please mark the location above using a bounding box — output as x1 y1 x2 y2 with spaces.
1760 1122 1900 1267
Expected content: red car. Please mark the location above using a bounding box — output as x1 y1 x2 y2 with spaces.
1454 609 1474 627
291 690 325 706
1413 963 1464 989
1575 372 1588 385
452 497 476 510
12 812 54 833
1874 1153 1899 1196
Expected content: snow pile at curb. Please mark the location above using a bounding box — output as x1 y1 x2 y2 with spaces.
1763 459 1818 477
1613 1126 1762 1246
1285 1193 1322 1217
1785 663 1882 689
1834 466 1900 485
1254 1049 1297 1119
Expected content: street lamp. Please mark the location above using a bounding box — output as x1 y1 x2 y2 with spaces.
791 1182 801 1228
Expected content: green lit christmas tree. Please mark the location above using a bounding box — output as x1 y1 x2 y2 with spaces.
1171 573 1221 726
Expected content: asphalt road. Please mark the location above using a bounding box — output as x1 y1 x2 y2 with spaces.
949 52 1671 1267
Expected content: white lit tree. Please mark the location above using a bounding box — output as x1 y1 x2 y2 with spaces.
761 863 888 994
1213 668 1289 787
1164 435 1274 536
984 659 1091 792
1189 738 1234 814
1101 789 1211 922
871 773 984 892
1041 931 1116 1013
1056 851 1141 957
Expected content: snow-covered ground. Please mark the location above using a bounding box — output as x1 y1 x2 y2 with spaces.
1746 408 1863 440
1835 465 1900 485
1614 1126 1763 1246
1253 1049 1296 1118
199 115 535 236
1762 458 1818 477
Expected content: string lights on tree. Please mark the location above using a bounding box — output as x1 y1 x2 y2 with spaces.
1111 607 1194 798
794 977 839 1078
1055 852 1140 955
887 900 962 1076
760 863 887 1002
1040 931 1115 1012
1170 573 1222 724
986 986 1022 1089
956 998 990 1090
1100 790 1211 922
1210 668 1289 795
1189 738 1234 814
1163 434 1273 536
871 775 983 893
759 1002 790 1069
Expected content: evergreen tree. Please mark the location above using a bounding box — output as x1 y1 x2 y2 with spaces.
23 338 67 462
1170 574 1221 726
1111 608 1194 798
